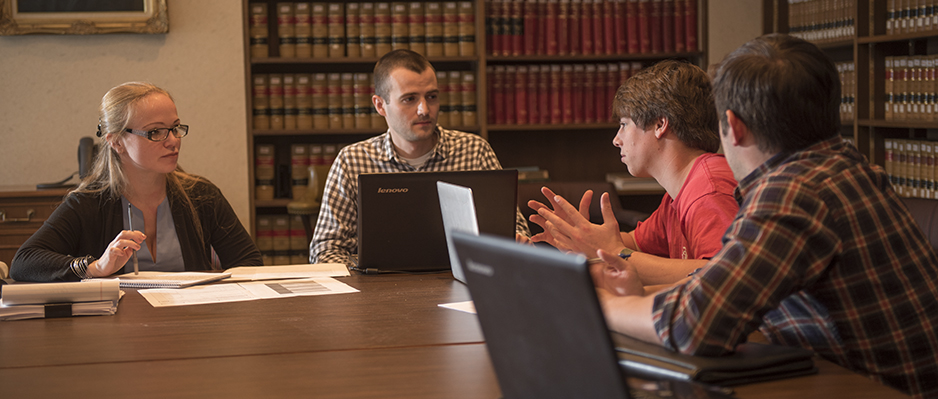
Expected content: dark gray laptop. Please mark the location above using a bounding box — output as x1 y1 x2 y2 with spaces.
449 231 733 399
356 170 518 272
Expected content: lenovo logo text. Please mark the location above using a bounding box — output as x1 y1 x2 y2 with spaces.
377 187 409 193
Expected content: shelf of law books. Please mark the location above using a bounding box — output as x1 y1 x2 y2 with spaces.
248 1 478 60
885 138 938 199
484 0 701 58
255 213 312 265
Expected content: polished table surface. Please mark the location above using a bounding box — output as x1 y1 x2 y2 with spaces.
0 273 908 398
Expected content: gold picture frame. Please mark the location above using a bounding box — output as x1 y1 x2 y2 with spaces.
0 0 168 35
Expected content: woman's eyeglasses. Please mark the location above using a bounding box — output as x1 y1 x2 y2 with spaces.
124 124 189 142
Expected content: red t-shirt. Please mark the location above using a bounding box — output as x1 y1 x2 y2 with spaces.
633 153 738 259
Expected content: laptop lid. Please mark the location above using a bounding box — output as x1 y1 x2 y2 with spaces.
357 169 517 272
450 231 733 399
437 181 479 284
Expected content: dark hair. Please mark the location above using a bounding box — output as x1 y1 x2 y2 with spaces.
613 59 720 153
373 49 435 100
711 33 841 153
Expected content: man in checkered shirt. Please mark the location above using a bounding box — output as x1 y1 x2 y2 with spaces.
588 34 938 398
311 49 530 267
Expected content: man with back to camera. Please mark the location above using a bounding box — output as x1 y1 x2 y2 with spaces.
528 60 739 289
310 49 530 266
582 34 938 398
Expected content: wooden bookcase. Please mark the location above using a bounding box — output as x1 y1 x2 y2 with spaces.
241 0 709 238
764 0 938 199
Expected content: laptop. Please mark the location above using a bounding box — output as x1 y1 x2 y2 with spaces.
449 231 734 399
356 170 518 273
437 181 479 283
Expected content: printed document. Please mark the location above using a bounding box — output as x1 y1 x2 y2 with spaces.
138 277 358 307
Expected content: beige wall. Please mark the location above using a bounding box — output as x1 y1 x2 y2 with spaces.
0 1 763 232
0 1 251 227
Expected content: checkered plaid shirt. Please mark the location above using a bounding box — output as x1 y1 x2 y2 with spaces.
311 126 530 265
652 136 938 398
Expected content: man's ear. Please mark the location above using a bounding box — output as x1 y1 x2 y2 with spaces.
372 94 388 117
724 110 749 147
653 116 669 139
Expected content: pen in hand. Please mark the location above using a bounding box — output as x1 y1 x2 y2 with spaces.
128 203 139 275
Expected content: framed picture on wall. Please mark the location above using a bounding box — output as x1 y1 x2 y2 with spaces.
0 0 168 35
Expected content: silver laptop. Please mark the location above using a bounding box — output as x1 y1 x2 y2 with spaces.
437 181 479 283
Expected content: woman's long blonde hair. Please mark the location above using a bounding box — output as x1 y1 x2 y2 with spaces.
74 82 209 264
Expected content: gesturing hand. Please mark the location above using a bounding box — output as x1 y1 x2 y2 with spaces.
528 186 625 257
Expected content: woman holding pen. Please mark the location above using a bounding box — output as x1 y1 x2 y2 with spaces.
11 82 261 282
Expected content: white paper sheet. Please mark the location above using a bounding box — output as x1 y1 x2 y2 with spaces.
224 263 350 282
138 277 359 307
438 300 476 314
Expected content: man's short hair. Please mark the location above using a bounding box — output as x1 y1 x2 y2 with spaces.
711 33 841 153
373 49 435 100
613 59 720 153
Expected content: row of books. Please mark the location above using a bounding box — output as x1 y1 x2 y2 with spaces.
485 0 698 56
256 214 310 265
885 138 938 199
255 143 345 201
786 0 856 43
487 61 642 125
252 71 478 131
835 61 856 121
886 0 938 36
249 2 477 59
884 55 938 122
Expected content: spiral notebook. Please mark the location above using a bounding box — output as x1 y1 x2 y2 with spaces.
87 271 231 289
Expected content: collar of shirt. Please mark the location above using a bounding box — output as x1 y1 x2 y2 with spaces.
379 125 450 169
733 136 845 203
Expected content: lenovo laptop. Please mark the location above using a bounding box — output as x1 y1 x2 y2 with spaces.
437 181 479 283
356 170 518 273
448 231 734 399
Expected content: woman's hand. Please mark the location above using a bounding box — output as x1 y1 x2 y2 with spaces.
86 230 146 278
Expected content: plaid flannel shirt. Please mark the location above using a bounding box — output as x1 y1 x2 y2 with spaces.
652 136 938 398
311 126 530 265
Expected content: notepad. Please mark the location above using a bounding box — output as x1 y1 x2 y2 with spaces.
87 271 231 289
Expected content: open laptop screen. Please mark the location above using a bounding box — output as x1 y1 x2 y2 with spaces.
356 169 518 272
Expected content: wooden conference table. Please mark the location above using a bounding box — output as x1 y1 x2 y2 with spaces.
0 273 906 398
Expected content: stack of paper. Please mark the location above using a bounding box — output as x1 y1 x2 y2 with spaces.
0 280 122 321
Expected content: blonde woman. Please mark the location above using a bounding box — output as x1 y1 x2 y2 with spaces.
12 82 261 282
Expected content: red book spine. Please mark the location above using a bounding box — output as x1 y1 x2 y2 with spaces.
505 65 517 123
593 0 604 54
486 66 496 123
568 0 581 54
557 0 569 54
561 64 574 123
573 64 585 123
524 0 537 54
638 0 650 53
493 66 506 124
490 0 503 55
486 0 495 54
515 66 529 124
549 65 562 123
650 0 662 53
511 0 524 55
537 0 547 54
685 0 696 52
626 0 639 53
606 63 618 121
538 65 550 124
662 0 674 52
614 0 626 53
580 0 593 54
546 0 559 55
500 0 512 55
527 65 540 123
603 0 615 54
673 0 684 52
594 63 607 121
579 64 591 123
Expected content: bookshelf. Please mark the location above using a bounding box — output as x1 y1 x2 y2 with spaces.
764 0 938 200
242 0 710 248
